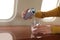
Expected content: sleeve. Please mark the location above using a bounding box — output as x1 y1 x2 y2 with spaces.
34 7 60 18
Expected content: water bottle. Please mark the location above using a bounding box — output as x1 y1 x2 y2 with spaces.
23 8 35 20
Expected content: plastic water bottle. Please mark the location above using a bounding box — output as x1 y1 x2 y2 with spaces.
23 8 35 20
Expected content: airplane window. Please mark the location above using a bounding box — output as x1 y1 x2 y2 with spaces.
0 0 18 22
41 0 58 12
41 0 59 22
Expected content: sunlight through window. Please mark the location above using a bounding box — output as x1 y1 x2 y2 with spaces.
0 0 14 19
41 0 58 12
41 0 59 22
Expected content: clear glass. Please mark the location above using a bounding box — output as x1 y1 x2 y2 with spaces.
31 16 42 38
31 15 51 38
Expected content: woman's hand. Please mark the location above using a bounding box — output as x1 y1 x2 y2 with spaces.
32 24 51 35
21 8 33 20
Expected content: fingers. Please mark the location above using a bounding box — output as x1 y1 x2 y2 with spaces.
21 8 33 20
21 8 29 18
32 25 51 34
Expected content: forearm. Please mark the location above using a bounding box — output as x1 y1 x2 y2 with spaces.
35 7 60 18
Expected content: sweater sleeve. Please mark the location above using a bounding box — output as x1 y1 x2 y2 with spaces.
35 7 60 18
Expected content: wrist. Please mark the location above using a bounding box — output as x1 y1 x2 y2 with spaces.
35 11 44 18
